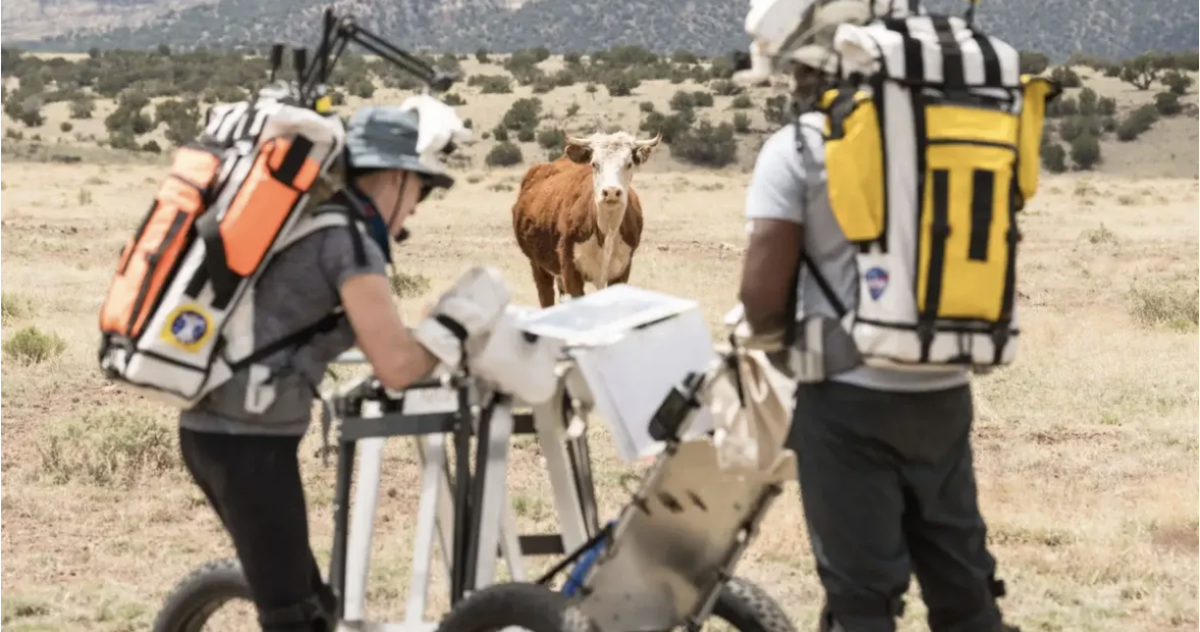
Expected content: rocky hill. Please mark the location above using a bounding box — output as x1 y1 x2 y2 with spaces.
4 0 1198 61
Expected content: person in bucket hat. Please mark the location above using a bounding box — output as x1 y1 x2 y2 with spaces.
176 95 486 632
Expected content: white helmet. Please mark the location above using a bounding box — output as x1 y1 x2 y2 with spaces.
732 0 924 84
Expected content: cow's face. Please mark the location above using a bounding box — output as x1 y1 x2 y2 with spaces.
564 131 662 212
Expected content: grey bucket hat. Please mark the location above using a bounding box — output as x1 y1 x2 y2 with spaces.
344 105 455 190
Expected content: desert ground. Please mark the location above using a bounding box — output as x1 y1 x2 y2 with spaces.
1 55 1198 632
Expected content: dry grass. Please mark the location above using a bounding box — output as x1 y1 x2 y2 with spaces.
1 72 1197 632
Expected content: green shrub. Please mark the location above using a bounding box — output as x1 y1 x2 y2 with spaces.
492 125 509 142
1077 87 1099 116
486 141 524 167
1129 283 1199 330
691 91 715 108
1155 91 1182 116
517 127 535 143
1162 69 1193 95
731 94 753 109
1049 66 1082 88
732 112 752 134
1018 50 1050 75
709 79 743 96
38 407 180 487
1069 134 1101 170
537 128 565 150
604 74 639 97
1042 143 1067 173
1096 96 1117 116
389 271 431 298
3 326 66 364
672 121 737 167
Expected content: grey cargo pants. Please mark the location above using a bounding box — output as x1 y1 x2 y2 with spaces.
789 380 1007 632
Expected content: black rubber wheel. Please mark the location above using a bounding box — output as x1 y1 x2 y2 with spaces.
436 582 597 632
150 558 253 632
709 576 797 632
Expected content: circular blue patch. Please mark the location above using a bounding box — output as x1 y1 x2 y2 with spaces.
170 309 209 345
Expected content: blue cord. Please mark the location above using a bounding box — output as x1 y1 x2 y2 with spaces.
561 520 615 596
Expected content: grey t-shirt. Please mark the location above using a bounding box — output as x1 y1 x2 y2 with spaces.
744 118 968 393
180 220 389 435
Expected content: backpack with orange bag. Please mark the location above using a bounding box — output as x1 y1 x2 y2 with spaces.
97 14 461 409
97 91 353 409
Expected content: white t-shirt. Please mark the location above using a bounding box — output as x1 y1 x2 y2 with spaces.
743 118 969 393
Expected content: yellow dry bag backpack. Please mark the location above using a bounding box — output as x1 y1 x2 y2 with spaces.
805 10 1060 372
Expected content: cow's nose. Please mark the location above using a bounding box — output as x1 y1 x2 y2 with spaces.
601 187 623 202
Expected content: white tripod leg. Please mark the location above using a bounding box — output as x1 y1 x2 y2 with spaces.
405 433 450 626
341 436 385 623
472 405 514 590
533 393 591 552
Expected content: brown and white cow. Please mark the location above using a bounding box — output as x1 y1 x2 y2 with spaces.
511 130 662 308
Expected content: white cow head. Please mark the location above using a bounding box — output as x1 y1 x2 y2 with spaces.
564 131 662 232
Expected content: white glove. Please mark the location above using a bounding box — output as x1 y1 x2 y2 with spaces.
413 267 511 368
468 306 565 404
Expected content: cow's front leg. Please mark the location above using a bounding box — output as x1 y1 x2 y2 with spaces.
560 242 587 299
530 262 556 308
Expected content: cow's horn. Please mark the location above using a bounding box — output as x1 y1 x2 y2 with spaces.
565 134 591 146
636 131 663 146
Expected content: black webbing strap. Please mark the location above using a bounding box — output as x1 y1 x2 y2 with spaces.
194 212 243 310
228 310 344 372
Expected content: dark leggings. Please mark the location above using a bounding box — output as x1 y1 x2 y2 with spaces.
179 428 334 632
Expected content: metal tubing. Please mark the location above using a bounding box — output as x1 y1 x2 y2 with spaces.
328 439 356 620
342 434 385 622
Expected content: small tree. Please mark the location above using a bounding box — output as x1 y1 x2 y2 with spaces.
1154 91 1182 116
69 97 94 119
501 97 542 131
709 79 743 96
672 121 738 167
604 74 639 97
1069 134 1101 170
669 90 696 112
486 141 523 167
1049 66 1082 88
1077 87 1099 116
732 112 752 134
1046 95 1078 118
537 128 565 150
1119 52 1165 91
1162 70 1193 95
1042 142 1067 173
1018 50 1050 75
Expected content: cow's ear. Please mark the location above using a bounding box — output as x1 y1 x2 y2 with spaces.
565 143 593 164
633 143 656 165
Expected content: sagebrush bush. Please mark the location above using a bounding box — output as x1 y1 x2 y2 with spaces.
1129 283 1200 330
38 407 180 487
389 271 431 298
486 141 524 167
3 326 65 364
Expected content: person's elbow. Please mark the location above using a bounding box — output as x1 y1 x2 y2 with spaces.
340 273 439 391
